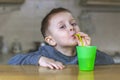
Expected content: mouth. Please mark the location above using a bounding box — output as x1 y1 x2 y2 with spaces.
71 34 77 39
70 32 77 39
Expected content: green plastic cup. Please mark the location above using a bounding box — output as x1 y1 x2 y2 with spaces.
76 46 97 71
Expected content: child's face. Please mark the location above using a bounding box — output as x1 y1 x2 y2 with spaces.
46 12 80 47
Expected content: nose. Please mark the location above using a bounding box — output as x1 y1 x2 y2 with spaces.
69 26 76 35
69 25 74 31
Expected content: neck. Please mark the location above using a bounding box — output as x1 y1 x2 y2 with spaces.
55 46 76 56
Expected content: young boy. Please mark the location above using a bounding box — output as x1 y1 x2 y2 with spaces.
8 7 114 69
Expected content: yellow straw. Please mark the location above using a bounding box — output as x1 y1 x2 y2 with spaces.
75 33 84 46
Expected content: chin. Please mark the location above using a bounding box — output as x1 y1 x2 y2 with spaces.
71 42 78 46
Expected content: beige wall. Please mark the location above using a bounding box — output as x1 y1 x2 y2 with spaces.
0 0 120 54
91 12 120 54
0 0 80 52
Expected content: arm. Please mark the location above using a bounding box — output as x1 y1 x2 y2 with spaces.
8 51 41 65
8 45 65 69
95 50 114 65
38 56 65 69
8 51 65 69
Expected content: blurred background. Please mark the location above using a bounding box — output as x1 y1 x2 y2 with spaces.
0 0 120 64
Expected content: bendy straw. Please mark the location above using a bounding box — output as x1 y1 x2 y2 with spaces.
75 33 84 46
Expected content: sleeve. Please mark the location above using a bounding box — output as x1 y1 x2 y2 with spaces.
8 51 42 65
95 50 114 65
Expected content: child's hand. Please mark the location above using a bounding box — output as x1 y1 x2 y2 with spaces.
38 56 65 70
75 32 91 46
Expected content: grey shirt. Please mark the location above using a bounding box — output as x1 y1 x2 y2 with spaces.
8 45 114 65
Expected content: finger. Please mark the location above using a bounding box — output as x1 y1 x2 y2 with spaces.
82 38 86 46
86 39 91 46
79 32 89 37
47 64 55 69
40 61 54 69
85 36 91 40
84 36 91 46
55 61 65 70
77 40 82 46
49 62 60 70
46 59 59 69
50 61 65 70
75 35 82 46
81 33 91 45
40 62 54 69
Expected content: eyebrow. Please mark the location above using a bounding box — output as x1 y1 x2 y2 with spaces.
71 18 76 21
57 21 64 27
70 19 77 23
57 18 76 26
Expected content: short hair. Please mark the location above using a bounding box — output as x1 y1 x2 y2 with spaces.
41 7 71 38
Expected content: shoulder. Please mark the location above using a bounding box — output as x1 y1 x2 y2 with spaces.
95 50 114 65
39 45 54 51
38 45 57 56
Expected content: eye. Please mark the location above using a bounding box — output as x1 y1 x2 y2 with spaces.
60 25 66 29
71 23 77 26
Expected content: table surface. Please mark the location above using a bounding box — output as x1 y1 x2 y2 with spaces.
0 64 120 80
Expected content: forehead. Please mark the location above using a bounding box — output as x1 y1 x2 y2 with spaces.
49 12 74 25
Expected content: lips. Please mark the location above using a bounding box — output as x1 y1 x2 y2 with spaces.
69 31 76 39
71 34 76 39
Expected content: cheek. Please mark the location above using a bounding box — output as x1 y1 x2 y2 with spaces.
75 26 80 32
54 33 68 42
52 30 70 42
55 31 68 38
56 35 68 40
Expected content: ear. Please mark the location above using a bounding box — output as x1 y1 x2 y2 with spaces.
44 36 56 46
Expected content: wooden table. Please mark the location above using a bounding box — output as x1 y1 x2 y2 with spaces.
0 64 120 80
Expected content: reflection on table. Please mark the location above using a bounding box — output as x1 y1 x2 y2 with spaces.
0 64 120 80
78 71 94 80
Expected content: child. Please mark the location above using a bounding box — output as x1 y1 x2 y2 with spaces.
8 7 114 69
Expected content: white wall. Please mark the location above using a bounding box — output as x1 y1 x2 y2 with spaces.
91 12 120 54
0 0 81 52
0 0 120 55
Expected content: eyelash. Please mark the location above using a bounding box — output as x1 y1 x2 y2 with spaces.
71 23 77 26
59 23 77 29
60 25 66 29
